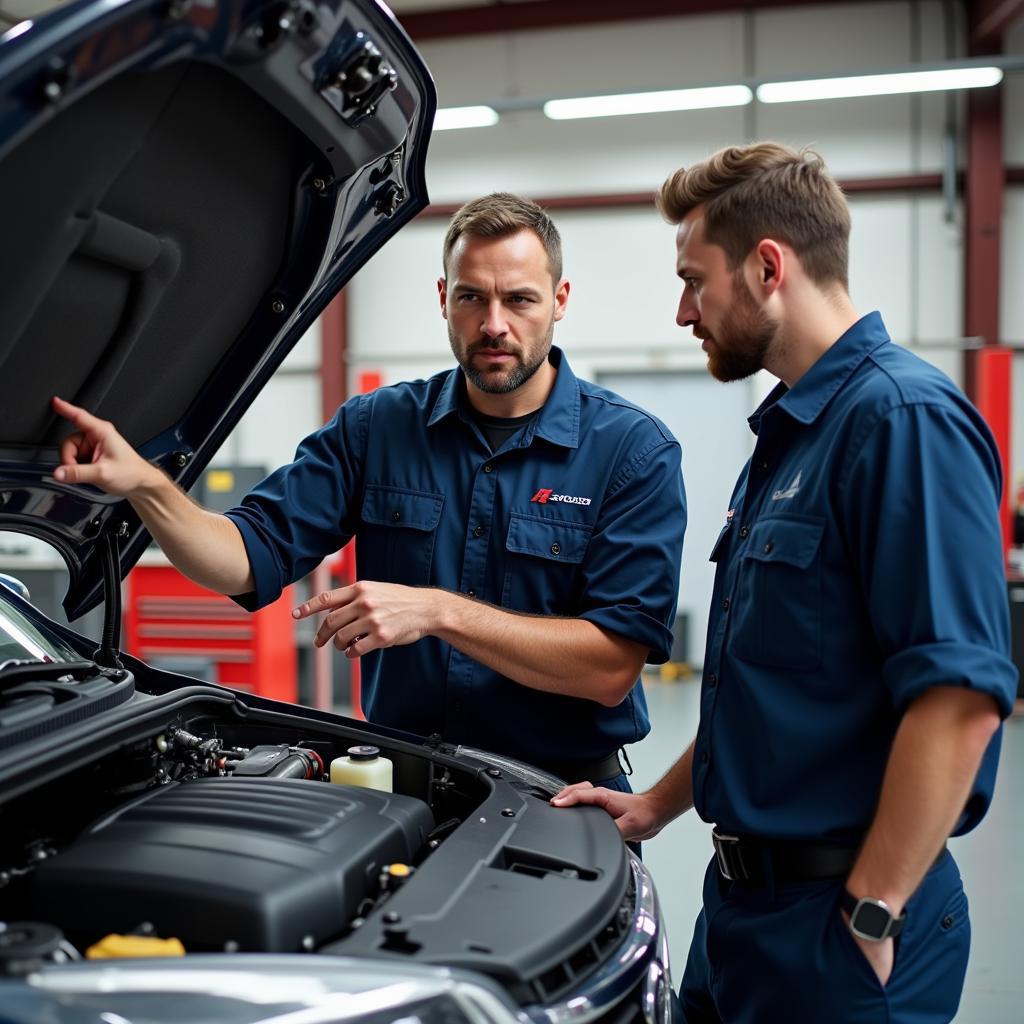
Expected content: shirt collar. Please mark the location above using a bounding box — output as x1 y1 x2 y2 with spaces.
428 346 581 449
748 311 890 434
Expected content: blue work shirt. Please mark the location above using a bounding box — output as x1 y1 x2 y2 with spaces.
694 313 1017 841
226 348 686 768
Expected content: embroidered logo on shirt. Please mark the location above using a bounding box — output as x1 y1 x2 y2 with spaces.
771 470 803 501
531 488 592 506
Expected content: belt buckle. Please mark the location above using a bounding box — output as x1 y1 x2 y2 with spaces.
712 829 748 882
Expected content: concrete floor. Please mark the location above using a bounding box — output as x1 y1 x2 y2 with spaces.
631 678 1024 1023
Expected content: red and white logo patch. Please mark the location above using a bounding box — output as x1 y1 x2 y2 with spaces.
531 488 592 507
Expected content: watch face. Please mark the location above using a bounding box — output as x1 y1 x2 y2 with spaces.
851 899 892 940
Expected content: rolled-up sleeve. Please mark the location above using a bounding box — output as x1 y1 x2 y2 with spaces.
577 437 686 663
225 395 367 611
841 401 1018 718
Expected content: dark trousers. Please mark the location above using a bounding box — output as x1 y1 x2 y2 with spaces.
681 849 970 1023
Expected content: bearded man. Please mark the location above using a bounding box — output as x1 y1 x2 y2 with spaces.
53 193 687 791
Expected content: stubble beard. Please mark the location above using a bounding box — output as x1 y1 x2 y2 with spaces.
450 317 555 395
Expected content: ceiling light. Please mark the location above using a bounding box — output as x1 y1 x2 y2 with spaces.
543 85 753 121
433 105 499 131
757 66 1003 103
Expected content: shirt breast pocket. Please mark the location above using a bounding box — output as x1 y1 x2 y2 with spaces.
359 485 444 586
502 511 592 614
730 515 825 671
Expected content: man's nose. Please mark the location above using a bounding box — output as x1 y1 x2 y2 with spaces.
677 294 699 329
482 302 508 338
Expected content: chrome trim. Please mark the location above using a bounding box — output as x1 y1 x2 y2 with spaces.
525 854 673 1024
22 955 530 1024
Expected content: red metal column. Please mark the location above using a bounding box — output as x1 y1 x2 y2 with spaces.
320 289 348 421
964 11 1012 552
309 291 349 711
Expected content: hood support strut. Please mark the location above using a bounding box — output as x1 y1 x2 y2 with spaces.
93 529 124 670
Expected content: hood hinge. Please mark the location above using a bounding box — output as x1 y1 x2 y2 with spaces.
93 526 125 670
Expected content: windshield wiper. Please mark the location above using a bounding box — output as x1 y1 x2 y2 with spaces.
0 659 102 686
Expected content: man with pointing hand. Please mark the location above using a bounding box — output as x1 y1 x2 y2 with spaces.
54 192 686 792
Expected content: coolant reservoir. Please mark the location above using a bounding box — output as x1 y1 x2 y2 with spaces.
329 745 393 792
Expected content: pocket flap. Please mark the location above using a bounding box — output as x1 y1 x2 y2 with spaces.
361 485 444 532
709 523 732 563
506 511 592 563
744 516 825 569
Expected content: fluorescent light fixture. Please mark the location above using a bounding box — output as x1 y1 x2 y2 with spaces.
433 105 499 131
543 85 753 121
757 66 1003 103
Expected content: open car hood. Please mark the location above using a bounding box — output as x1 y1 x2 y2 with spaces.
0 0 434 618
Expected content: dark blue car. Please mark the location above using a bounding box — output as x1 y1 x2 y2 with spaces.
0 2 673 1022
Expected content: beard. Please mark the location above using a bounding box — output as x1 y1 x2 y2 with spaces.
697 275 779 383
449 318 555 394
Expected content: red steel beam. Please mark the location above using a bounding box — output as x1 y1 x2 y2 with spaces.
964 4 1011 555
417 169 1024 219
320 288 348 422
399 0 882 40
971 0 1024 49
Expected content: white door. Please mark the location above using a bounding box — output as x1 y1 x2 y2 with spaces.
598 371 756 670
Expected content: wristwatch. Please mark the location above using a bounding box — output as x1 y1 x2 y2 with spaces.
840 889 906 942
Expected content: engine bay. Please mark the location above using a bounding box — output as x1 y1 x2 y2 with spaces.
0 690 635 1005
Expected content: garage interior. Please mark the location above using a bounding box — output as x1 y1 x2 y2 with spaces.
0 0 1021 1020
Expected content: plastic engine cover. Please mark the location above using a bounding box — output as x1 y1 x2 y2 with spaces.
28 777 435 951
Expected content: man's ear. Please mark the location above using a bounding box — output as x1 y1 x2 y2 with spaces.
753 239 784 295
553 278 570 322
437 276 447 319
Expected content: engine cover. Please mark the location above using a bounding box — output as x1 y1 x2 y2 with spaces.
28 777 434 952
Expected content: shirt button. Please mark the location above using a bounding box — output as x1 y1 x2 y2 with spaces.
391 511 401 522
739 526 749 538
550 543 561 555
763 541 773 554
466 589 476 597
722 598 731 611
483 464 493 474
708 673 718 687
473 525 484 538
759 460 769 471
700 752 709 764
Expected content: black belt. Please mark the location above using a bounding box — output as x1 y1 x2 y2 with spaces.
712 829 948 884
539 751 623 785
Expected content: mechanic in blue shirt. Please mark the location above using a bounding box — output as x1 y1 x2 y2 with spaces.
552 144 1017 1023
52 193 686 791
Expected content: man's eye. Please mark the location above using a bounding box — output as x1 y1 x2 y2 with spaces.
457 294 480 302
507 295 529 304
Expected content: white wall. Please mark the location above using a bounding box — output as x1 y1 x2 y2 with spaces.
214 0 1024 659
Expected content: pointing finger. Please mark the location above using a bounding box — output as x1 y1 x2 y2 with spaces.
52 395 102 431
293 587 353 620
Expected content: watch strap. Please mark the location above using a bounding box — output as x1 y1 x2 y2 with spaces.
841 889 906 941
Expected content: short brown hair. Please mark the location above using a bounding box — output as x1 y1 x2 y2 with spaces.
657 142 850 289
442 192 563 282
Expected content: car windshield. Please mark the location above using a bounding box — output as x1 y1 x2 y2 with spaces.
0 586 78 665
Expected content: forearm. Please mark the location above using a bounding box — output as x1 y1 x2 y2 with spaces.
432 590 645 705
846 687 1001 914
128 470 254 596
646 739 696 823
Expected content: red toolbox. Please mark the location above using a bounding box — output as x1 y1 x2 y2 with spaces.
124 562 296 702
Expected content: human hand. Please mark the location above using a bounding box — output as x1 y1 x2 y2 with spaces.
841 910 894 987
293 581 439 658
51 396 160 495
550 783 666 842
